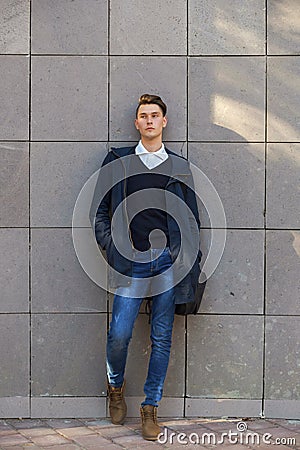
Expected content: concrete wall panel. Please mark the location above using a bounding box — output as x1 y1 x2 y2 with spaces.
110 0 186 55
31 56 108 141
0 0 29 54
0 56 29 139
0 142 29 227
199 230 264 314
188 143 265 228
0 315 30 397
268 0 300 55
188 57 265 142
31 0 108 55
0 229 29 313
31 229 106 313
267 57 300 142
187 315 264 399
30 142 107 227
265 317 300 400
189 0 265 55
266 144 300 228
31 314 107 396
266 231 300 315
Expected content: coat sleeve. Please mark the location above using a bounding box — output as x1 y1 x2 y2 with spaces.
183 171 202 263
92 151 113 250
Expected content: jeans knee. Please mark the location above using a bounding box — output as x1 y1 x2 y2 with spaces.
150 332 172 352
107 328 132 351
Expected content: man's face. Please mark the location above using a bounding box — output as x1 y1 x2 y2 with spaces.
135 104 167 141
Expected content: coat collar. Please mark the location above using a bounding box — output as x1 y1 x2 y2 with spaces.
110 145 190 177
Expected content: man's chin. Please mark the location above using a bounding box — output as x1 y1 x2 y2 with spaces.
142 131 162 139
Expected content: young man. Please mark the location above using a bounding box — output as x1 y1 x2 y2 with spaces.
94 94 201 440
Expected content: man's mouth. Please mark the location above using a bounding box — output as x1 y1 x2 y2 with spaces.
146 127 154 130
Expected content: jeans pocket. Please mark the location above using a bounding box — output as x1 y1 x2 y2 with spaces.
166 246 172 258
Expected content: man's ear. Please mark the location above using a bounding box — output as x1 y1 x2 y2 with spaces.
163 116 168 128
134 118 139 130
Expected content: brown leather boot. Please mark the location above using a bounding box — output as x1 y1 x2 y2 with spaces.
140 405 161 440
107 380 127 425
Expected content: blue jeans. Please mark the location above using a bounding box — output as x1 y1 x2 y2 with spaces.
106 248 175 407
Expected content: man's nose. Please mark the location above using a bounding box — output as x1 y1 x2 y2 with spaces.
147 116 153 123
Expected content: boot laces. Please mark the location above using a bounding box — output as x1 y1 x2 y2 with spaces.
109 387 123 402
142 406 157 422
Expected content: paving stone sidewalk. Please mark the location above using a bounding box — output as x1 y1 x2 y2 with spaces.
0 417 299 449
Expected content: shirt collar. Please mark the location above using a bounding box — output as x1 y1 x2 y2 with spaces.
135 140 166 159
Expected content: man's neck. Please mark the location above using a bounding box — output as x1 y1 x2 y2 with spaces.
140 137 163 152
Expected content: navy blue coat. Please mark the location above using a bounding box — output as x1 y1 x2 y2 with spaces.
93 146 202 305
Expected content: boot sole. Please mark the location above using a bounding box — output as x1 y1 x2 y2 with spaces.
111 418 126 425
110 409 127 425
142 433 159 441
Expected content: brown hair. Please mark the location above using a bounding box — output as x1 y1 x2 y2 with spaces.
136 94 167 117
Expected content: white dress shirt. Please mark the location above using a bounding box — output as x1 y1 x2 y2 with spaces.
135 140 169 170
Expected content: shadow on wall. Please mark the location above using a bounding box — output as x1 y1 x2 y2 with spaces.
267 0 300 54
185 1 300 408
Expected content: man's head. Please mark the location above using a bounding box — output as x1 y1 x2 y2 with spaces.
135 94 168 145
135 94 167 118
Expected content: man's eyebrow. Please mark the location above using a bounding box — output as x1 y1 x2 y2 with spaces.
138 110 161 116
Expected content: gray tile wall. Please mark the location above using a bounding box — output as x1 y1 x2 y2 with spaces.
0 0 299 419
